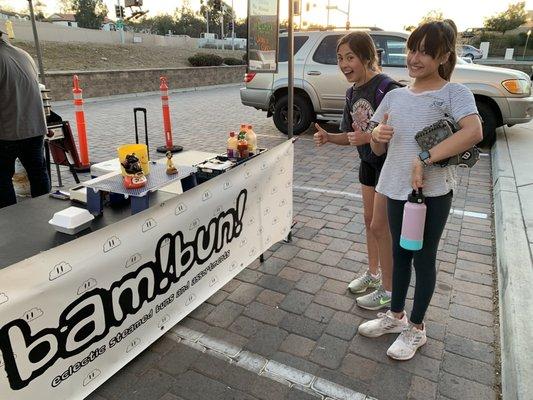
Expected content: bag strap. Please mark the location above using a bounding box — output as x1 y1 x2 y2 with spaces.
375 76 393 105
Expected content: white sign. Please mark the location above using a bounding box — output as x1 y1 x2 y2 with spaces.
504 48 514 60
0 141 294 400
480 42 490 59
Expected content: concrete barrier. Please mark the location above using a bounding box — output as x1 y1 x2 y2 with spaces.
476 59 533 76
492 126 533 400
44 66 246 101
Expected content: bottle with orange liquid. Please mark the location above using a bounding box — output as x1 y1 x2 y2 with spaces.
245 124 257 154
237 129 249 159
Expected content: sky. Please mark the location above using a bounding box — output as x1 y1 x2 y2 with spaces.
2 0 532 32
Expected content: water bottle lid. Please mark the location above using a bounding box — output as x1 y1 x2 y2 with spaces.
408 188 425 204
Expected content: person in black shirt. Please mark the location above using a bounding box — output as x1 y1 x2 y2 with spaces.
314 32 400 310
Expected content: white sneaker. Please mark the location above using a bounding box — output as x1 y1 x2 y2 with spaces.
387 324 427 361
357 310 408 338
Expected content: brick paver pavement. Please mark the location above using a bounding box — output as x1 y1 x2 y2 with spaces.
48 85 498 400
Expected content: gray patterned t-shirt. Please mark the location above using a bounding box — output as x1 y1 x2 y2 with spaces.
370 82 478 200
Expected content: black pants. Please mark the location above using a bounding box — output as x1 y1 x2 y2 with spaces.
0 136 50 209
387 191 452 325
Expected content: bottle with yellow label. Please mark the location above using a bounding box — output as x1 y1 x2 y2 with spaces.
227 131 238 158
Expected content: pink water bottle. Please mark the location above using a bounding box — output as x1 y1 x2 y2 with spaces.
400 189 427 251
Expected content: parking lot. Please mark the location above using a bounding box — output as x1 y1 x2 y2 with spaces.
50 84 498 400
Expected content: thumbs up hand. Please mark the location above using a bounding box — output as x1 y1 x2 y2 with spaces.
347 123 370 146
313 123 329 147
371 113 394 144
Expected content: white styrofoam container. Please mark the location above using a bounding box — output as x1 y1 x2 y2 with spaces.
48 207 94 235
90 158 121 177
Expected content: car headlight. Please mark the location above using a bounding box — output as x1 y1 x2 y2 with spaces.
501 79 531 95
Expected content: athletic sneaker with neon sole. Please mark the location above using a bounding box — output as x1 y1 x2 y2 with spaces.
357 310 408 338
356 285 391 310
348 269 381 294
387 324 427 361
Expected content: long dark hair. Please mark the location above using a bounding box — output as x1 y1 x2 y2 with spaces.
337 31 379 72
407 20 457 81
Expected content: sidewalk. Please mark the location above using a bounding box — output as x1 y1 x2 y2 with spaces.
48 87 499 400
492 122 533 400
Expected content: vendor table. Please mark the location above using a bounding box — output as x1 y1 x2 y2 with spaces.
0 141 294 400
0 191 175 269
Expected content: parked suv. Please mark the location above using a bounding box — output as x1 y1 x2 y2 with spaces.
240 30 533 147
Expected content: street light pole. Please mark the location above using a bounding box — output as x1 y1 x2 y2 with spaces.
327 0 330 27
27 0 46 85
221 5 224 41
523 30 531 60
231 0 235 50
347 0 351 28
326 3 350 29
288 0 294 139
116 0 125 44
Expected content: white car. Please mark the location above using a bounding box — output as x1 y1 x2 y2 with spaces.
241 30 533 147
459 45 483 60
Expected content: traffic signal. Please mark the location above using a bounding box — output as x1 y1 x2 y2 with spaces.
214 0 222 11
115 5 124 18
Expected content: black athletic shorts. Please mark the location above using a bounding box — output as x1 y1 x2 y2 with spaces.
358 160 384 187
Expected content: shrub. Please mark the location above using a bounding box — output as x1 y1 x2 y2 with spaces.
223 57 246 65
188 53 223 67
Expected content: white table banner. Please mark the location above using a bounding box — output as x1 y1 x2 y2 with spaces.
0 140 294 400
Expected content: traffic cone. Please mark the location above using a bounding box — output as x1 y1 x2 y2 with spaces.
72 75 91 171
156 76 182 153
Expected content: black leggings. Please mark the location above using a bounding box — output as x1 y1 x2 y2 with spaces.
387 191 452 325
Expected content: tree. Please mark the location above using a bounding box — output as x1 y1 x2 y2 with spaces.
58 0 74 13
149 14 176 35
199 0 235 37
420 10 444 24
306 23 327 31
17 0 46 20
484 1 527 35
72 0 107 30
0 1 16 12
233 19 247 38
174 5 205 37
33 1 47 21
404 25 416 32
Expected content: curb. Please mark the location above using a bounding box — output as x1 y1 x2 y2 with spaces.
491 127 533 400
